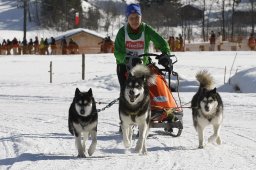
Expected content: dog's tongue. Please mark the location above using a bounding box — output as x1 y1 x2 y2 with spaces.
129 95 135 102
129 94 139 102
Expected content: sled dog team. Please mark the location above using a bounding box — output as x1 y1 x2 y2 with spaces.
68 65 223 157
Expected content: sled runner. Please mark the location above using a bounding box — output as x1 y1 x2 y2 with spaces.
125 53 183 137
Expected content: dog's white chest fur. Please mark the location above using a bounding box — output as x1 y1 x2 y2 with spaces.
73 121 97 133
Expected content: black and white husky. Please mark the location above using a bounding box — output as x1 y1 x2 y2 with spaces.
119 64 154 155
68 88 98 157
191 70 223 148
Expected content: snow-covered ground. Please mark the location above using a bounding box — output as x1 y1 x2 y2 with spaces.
1 1 256 169
0 51 256 170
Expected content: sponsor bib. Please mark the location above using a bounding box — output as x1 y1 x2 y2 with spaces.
125 24 145 56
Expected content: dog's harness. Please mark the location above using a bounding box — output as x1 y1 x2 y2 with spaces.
96 98 120 113
95 97 196 114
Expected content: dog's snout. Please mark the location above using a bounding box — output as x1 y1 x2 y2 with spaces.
129 90 134 96
205 105 209 111
80 109 85 115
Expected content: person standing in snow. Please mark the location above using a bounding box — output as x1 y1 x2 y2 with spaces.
114 3 170 90
39 37 45 55
1 39 7 55
44 38 49 55
12 37 19 55
6 39 12 55
209 31 216 51
168 36 175 52
178 34 184 51
34 36 39 54
248 33 255 50
28 38 34 54
216 32 222 51
50 37 57 55
22 37 27 54
61 36 68 55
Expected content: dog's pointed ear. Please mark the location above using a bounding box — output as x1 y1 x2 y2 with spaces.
211 87 217 93
75 88 80 96
142 75 146 82
200 87 206 94
88 88 93 97
128 72 132 78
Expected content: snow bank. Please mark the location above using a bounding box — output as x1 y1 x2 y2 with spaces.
229 67 256 93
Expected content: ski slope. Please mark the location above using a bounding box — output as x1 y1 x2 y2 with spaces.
0 52 256 170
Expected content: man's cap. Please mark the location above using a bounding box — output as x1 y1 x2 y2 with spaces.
126 4 141 17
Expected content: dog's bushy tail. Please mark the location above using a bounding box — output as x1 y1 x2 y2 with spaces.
130 64 156 85
196 70 214 89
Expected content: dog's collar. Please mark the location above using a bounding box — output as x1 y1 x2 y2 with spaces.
78 111 97 127
79 120 90 127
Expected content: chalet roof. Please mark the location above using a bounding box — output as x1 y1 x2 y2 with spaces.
180 4 203 11
55 28 105 41
179 4 203 21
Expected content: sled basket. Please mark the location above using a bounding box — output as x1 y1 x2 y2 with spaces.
148 64 181 121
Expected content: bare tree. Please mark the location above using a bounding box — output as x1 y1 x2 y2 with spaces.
103 1 118 35
191 0 218 41
249 0 256 34
202 0 206 41
23 0 28 40
221 0 225 41
35 0 40 25
231 0 241 41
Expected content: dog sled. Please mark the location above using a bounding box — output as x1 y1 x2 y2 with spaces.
126 53 183 137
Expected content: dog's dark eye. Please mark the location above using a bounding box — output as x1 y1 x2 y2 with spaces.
135 82 143 88
208 99 213 103
135 84 141 89
77 101 83 106
75 98 90 106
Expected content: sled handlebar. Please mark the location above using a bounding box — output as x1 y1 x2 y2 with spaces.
137 53 178 65
125 53 178 72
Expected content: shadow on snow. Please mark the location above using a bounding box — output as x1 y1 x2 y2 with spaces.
0 153 74 166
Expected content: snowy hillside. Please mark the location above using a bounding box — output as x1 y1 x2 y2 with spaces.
0 0 63 42
0 0 36 31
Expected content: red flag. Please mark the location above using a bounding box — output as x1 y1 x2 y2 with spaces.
75 12 79 26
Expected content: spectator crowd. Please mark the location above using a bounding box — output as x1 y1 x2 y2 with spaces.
168 34 184 52
0 36 80 55
1 33 255 55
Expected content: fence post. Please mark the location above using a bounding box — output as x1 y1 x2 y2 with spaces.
224 66 226 84
82 53 85 80
228 52 237 84
49 61 52 83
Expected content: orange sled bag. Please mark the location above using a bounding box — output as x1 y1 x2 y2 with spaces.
148 64 179 121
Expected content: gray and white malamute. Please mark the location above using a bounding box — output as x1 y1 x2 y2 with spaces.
191 70 223 149
68 88 98 157
119 64 154 154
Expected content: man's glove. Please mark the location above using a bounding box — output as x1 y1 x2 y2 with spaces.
157 53 170 68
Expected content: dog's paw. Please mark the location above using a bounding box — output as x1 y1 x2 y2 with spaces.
198 145 204 149
135 145 143 153
139 151 148 156
88 144 96 156
141 148 148 155
88 148 95 156
77 153 86 158
124 140 131 148
208 135 217 143
216 136 222 145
